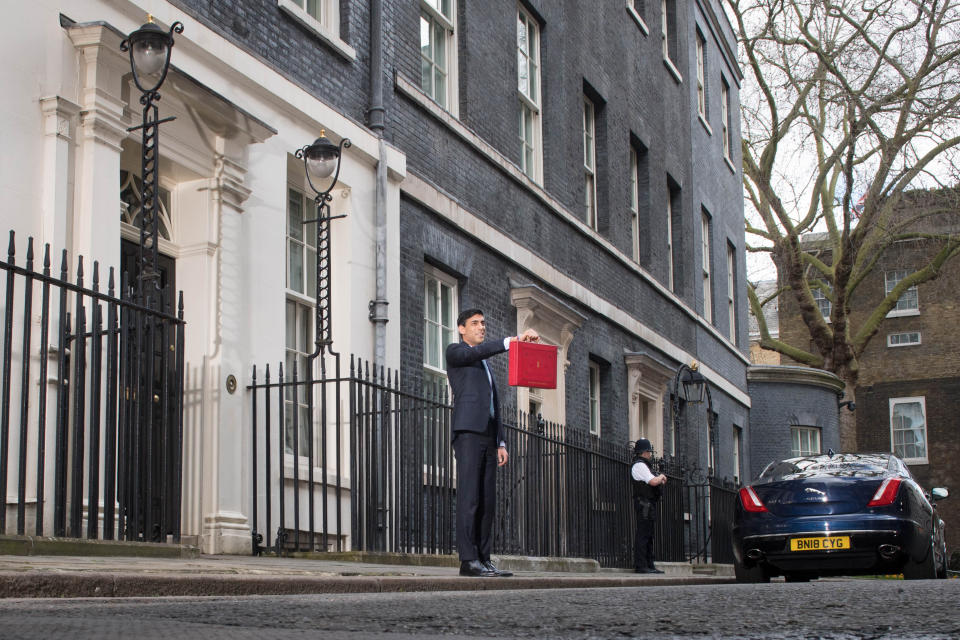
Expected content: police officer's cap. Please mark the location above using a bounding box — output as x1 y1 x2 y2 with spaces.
634 438 653 453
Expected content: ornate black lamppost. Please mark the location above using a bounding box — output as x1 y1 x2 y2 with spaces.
120 15 183 301
295 131 351 356
118 16 183 544
670 361 714 480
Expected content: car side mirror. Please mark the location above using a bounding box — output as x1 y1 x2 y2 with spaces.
931 487 948 501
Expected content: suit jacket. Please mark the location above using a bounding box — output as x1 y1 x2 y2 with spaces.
445 339 508 444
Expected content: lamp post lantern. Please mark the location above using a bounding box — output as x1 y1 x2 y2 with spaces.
671 361 714 480
120 15 183 302
295 131 351 356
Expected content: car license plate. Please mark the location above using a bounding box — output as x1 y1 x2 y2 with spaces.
790 536 850 551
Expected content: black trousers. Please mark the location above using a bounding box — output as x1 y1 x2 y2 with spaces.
453 429 498 562
634 498 656 570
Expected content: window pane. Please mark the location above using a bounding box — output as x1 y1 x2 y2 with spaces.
286 301 297 350
426 278 439 322
299 304 311 352
440 282 451 326
288 191 303 241
289 239 303 293
426 322 439 369
305 247 316 298
435 68 446 108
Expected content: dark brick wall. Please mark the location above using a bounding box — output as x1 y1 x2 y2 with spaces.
174 0 749 466
171 0 372 127
857 377 960 553
746 378 841 482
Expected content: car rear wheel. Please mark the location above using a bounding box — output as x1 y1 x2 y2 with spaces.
902 540 937 580
734 562 770 583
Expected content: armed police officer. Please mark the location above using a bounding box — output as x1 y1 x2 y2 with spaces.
631 438 667 573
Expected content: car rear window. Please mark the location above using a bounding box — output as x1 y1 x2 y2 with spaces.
759 455 892 481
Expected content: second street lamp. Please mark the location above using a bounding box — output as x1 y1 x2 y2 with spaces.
295 131 351 356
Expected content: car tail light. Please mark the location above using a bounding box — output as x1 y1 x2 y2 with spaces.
739 486 768 513
867 478 902 507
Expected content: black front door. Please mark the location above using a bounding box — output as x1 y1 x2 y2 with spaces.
119 239 179 542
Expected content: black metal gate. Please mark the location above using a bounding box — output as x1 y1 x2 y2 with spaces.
0 232 185 542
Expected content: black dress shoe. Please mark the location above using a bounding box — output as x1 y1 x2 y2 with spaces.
647 567 665 574
459 560 497 577
634 567 654 573
482 560 513 577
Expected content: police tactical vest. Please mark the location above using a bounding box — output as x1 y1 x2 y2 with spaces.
632 457 661 501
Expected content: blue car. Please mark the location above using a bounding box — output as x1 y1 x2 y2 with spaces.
732 452 949 582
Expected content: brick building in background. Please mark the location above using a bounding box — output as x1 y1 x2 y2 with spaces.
775 192 960 554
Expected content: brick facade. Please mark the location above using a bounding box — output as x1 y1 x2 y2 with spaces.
172 0 749 472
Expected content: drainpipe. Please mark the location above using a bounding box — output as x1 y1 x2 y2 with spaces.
368 0 389 371
367 0 389 551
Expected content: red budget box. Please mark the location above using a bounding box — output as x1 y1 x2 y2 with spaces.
508 341 558 389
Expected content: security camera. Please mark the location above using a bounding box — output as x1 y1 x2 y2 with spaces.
839 400 856 412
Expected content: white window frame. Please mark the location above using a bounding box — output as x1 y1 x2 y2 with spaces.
277 0 355 60
517 7 542 183
887 331 921 348
812 286 832 322
630 148 640 263
285 185 317 460
701 211 713 323
589 362 601 436
721 78 732 163
727 243 736 343
420 0 458 115
791 426 821 457
890 396 928 464
583 97 598 229
732 426 742 483
696 31 707 122
660 0 682 81
884 269 920 317
423 266 458 389
666 186 675 292
627 0 649 34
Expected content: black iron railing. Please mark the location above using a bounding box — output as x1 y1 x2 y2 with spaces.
248 355 738 567
0 231 185 542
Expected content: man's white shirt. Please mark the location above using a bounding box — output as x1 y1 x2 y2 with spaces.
631 460 656 484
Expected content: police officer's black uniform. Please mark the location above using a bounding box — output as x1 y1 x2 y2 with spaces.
631 442 662 573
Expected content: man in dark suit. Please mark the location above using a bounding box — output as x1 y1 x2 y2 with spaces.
445 308 539 577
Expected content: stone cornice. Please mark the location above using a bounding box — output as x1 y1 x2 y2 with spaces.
747 365 845 393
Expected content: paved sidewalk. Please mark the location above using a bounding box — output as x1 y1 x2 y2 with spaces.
0 539 734 598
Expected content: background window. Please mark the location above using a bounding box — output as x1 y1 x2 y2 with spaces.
701 211 713 323
791 426 821 457
630 149 639 262
721 78 732 161
732 426 743 483
583 98 597 229
727 243 737 342
420 0 455 109
588 362 601 436
812 286 831 320
423 267 458 393
885 270 919 315
696 32 707 119
518 7 541 182
890 397 927 463
888 331 921 347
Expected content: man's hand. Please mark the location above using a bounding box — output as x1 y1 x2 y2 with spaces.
498 446 509 467
518 329 540 343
